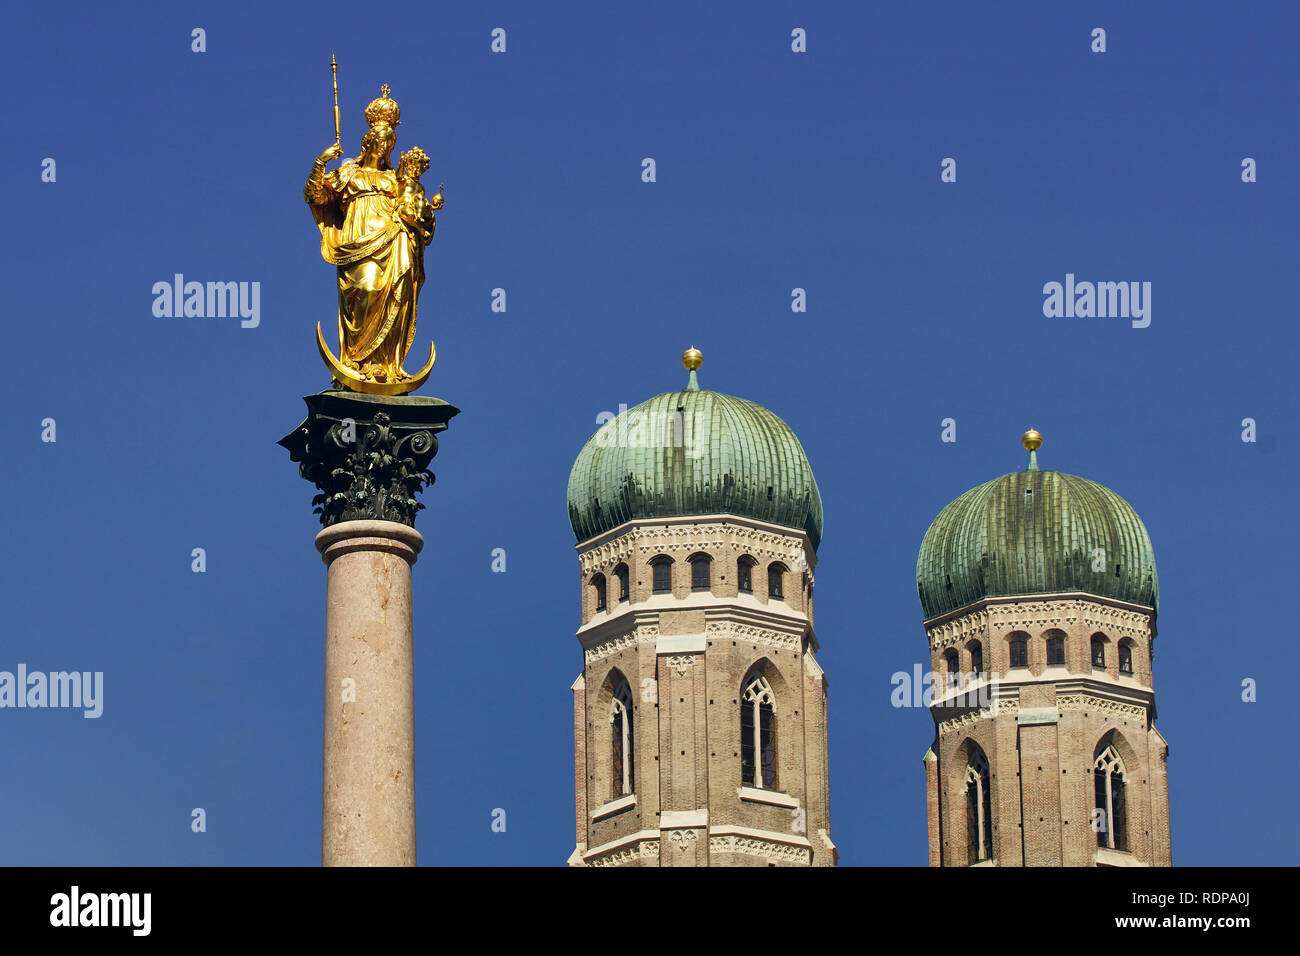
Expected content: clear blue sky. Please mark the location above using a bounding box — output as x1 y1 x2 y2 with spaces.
2 0 1296 865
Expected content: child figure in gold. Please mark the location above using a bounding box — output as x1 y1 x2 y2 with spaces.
396 147 442 249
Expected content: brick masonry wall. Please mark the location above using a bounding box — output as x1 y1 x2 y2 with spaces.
572 517 831 866
925 595 1171 867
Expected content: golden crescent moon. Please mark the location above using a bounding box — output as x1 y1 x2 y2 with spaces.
316 322 435 396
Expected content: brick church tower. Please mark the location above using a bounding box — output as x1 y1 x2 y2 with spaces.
915 430 1171 866
565 350 835 866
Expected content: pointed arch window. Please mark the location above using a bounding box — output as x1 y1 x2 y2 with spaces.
737 556 755 594
741 673 777 789
688 553 712 591
1091 635 1106 668
614 563 629 602
965 749 993 864
650 555 672 593
1094 743 1127 851
592 573 607 612
611 680 635 798
767 563 787 600
969 641 984 676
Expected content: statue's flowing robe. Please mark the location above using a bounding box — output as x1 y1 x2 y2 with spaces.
308 161 423 375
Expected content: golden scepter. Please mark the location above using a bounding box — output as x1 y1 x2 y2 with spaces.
331 54 340 145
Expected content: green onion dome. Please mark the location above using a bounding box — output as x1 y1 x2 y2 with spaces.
567 351 823 548
916 432 1157 620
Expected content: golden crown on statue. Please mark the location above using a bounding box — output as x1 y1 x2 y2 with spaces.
364 84 401 128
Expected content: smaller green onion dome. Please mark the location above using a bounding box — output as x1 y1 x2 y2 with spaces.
916 434 1158 620
567 351 823 548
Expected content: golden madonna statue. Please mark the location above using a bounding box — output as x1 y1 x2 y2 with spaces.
304 82 443 395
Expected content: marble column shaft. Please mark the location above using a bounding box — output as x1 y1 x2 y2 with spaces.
316 519 422 866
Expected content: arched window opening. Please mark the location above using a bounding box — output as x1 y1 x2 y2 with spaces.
1046 632 1065 666
650 555 672 594
737 556 756 594
1008 635 1028 669
1091 635 1106 668
767 563 787 600
688 553 712 591
969 641 984 676
592 573 607 613
965 749 993 864
741 673 777 789
1094 743 1127 852
944 649 960 688
611 679 635 799
1118 640 1134 675
614 563 629 602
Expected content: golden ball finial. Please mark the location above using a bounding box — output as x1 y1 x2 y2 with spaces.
1022 428 1043 452
682 346 703 371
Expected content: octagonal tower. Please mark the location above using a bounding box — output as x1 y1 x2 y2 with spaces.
566 350 834 867
916 431 1171 867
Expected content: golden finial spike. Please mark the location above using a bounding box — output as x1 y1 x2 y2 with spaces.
1022 428 1043 452
682 346 703 371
